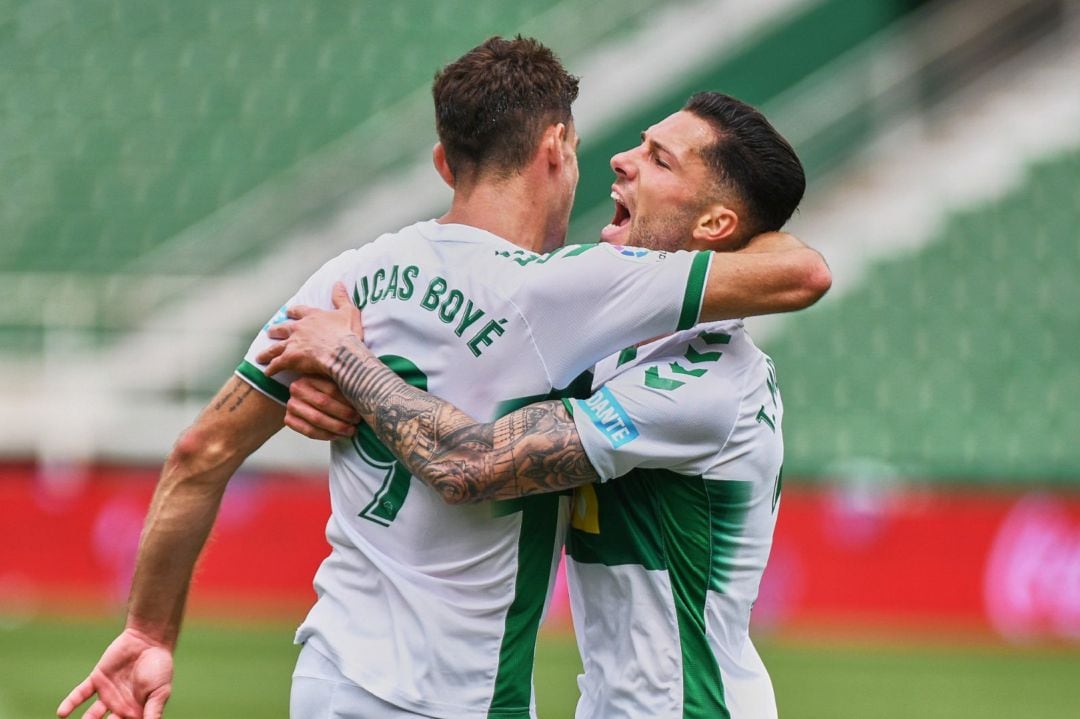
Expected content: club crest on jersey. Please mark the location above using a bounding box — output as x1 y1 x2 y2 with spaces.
600 244 666 263
576 387 639 448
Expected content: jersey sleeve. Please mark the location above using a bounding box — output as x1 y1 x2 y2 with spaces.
564 362 740 481
235 250 359 404
514 243 712 389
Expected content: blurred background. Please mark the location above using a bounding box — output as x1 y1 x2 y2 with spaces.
2 0 1079 716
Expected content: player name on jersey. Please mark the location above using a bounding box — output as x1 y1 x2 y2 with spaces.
353 263 508 357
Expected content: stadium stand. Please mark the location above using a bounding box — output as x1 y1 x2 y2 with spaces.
1 0 664 355
3 0 1076 479
765 147 1080 482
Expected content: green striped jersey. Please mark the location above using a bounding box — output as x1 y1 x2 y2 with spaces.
236 220 713 718
565 320 783 719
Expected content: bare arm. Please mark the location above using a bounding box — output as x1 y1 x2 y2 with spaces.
701 231 832 321
126 377 284 642
58 376 284 719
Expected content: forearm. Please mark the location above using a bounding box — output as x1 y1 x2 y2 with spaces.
327 336 598 503
124 378 282 647
125 458 236 648
701 232 832 320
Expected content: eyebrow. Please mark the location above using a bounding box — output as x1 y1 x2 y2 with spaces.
641 132 677 164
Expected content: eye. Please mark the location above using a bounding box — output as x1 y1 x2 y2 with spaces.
653 153 670 169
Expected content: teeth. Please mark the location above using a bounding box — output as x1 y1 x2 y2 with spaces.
610 191 619 201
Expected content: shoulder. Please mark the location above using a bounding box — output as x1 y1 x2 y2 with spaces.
509 243 691 301
616 328 757 428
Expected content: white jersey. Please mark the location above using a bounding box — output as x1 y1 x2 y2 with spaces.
237 220 713 719
565 320 784 719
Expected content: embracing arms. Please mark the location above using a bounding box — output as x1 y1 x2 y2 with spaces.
329 337 596 503
259 285 599 505
264 231 829 503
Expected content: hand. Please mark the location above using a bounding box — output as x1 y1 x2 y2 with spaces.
57 628 173 719
256 281 365 377
286 376 362 440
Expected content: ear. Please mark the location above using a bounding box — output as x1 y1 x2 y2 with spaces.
432 143 455 188
542 123 568 169
691 204 740 247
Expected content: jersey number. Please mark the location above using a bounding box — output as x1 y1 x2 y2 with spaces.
352 355 428 527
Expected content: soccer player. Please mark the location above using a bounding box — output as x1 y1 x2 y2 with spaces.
58 37 828 719
263 93 805 718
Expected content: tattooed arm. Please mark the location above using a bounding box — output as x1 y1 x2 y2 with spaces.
255 283 599 504
59 376 283 719
329 336 599 504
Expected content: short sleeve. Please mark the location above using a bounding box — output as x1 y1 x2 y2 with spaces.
235 249 359 404
514 244 712 388
567 361 741 481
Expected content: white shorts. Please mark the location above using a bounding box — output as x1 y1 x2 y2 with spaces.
290 642 436 719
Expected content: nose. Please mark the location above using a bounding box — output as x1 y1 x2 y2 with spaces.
610 149 636 180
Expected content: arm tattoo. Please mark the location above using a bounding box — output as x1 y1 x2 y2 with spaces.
214 378 256 413
328 336 600 504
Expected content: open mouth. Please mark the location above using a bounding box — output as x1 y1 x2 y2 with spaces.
611 194 631 228
601 190 632 242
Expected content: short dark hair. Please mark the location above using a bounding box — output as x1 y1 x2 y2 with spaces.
683 92 805 235
432 36 580 182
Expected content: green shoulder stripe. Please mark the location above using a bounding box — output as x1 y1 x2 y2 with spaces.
236 360 289 404
678 252 711 331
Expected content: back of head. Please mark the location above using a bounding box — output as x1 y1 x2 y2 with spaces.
433 36 579 185
684 92 805 238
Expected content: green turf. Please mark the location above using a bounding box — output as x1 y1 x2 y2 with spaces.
0 615 581 719
2 616 1079 718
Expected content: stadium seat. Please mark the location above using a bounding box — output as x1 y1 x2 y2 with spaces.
763 149 1080 481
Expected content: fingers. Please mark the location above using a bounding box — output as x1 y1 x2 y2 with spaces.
292 377 361 423
82 699 109 719
266 323 293 340
284 411 342 441
287 395 357 438
143 687 171 719
57 677 95 717
286 304 317 320
264 350 320 378
331 281 351 309
255 341 286 365
322 383 360 420
263 355 289 377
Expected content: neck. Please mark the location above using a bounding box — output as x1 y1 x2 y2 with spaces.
439 175 553 253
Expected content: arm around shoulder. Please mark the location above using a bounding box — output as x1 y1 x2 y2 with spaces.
700 232 831 321
316 337 600 503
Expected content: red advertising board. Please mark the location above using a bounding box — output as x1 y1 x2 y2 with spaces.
0 464 328 616
3 464 1079 641
756 485 1080 641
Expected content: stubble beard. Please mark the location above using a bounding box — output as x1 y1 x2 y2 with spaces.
627 206 699 253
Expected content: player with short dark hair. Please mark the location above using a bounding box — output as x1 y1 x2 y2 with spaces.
684 91 806 239
433 36 580 187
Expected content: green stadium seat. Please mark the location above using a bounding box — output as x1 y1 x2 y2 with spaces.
764 149 1080 482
